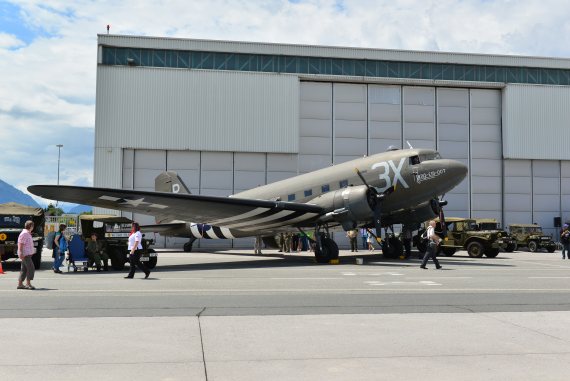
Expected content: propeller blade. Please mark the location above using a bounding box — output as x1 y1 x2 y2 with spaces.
354 168 370 188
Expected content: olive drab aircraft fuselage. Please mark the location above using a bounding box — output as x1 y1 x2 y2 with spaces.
29 148 467 263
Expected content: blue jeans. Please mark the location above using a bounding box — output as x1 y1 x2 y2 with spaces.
562 243 570 259
53 248 65 270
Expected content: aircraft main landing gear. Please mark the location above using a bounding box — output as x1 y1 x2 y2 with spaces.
183 237 197 252
312 226 339 263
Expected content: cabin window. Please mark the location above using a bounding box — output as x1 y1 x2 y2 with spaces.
339 180 348 188
321 184 330 193
304 189 312 197
287 193 295 201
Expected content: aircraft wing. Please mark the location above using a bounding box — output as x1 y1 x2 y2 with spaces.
28 185 324 232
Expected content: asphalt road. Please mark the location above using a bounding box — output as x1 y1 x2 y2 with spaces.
2 248 570 380
1 248 570 318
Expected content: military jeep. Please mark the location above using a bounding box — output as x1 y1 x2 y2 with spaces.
508 224 556 253
79 215 157 270
414 217 510 258
0 202 44 269
474 218 517 252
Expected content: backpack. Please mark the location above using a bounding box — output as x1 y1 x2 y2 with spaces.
46 231 56 250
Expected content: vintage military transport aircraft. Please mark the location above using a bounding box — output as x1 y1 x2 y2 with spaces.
29 147 467 263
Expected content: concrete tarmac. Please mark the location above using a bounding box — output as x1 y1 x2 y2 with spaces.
1 248 570 380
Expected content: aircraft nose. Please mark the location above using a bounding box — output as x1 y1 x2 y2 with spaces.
447 160 468 182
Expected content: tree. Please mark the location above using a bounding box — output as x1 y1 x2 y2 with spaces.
44 203 64 216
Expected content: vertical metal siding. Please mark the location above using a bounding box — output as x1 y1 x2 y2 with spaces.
95 66 299 153
503 84 570 160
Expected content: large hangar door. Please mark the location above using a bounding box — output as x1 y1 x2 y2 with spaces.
368 85 401 153
130 149 167 246
299 82 332 173
333 83 367 164
532 161 560 237
437 88 469 217
403 87 435 149
504 160 532 225
562 163 570 225
470 89 502 221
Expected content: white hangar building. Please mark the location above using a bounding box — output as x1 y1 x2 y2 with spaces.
95 34 570 248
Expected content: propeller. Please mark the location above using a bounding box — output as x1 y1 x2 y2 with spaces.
430 197 448 237
355 168 395 240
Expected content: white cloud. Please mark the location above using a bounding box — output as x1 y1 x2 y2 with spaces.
1 0 570 199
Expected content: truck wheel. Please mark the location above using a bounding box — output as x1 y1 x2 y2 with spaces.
528 241 538 252
146 249 157 269
32 249 42 269
505 242 517 252
441 247 456 256
467 241 484 258
547 247 555 253
109 248 126 270
485 249 500 258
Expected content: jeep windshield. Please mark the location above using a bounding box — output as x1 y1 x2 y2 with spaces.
0 215 33 229
525 227 542 234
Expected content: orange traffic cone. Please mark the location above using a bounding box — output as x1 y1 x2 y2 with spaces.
0 260 5 274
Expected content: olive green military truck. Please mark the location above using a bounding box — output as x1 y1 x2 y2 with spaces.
79 215 157 270
414 217 512 258
0 202 44 269
474 218 517 252
508 224 556 253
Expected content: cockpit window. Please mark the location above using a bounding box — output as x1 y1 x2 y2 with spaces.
419 152 442 162
409 155 420 165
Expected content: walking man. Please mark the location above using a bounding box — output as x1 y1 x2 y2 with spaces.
561 224 570 259
17 220 36 290
421 220 442 270
346 229 358 252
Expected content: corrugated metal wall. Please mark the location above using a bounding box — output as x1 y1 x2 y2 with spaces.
503 84 570 160
95 66 299 155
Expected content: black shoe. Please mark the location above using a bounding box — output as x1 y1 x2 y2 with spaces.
420 266 427 269
144 271 150 279
124 276 133 279
436 266 443 269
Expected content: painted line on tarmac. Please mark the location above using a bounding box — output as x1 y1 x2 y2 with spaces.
516 260 569 268
2 288 570 294
528 277 570 279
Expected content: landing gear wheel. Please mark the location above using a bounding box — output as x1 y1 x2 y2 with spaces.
416 240 427 255
382 236 403 259
441 247 456 257
485 249 500 258
505 242 517 252
528 241 538 252
314 236 339 263
183 238 196 252
467 241 484 258
146 249 158 269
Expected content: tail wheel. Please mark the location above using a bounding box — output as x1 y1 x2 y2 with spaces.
485 249 500 258
467 241 484 258
528 241 538 252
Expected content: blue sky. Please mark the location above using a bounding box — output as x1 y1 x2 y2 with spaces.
1 0 570 206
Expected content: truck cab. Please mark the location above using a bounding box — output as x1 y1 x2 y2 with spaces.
79 215 157 270
0 202 44 269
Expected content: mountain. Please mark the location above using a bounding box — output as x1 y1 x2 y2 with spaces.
67 204 92 214
0 179 41 207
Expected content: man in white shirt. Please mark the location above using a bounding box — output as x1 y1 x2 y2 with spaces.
420 220 443 269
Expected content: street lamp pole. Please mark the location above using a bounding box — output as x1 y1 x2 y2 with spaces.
56 144 63 185
56 144 63 207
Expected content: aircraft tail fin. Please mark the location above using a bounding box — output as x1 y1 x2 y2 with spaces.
155 171 191 194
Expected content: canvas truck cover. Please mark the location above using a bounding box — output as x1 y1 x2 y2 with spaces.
0 202 44 217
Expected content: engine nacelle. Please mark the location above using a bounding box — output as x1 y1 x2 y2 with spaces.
310 185 373 230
